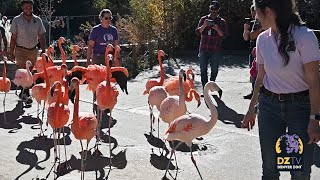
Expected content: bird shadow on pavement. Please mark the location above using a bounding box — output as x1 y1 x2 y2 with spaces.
15 127 72 180
150 148 176 171
55 149 127 180
144 133 170 156
213 96 244 128
98 131 119 156
0 101 39 133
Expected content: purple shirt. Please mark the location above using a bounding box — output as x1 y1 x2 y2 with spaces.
256 25 320 94
89 24 118 54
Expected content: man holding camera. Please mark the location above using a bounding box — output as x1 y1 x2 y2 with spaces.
242 5 263 99
196 1 227 95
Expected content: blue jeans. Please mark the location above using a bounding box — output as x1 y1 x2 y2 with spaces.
258 93 315 180
198 51 222 88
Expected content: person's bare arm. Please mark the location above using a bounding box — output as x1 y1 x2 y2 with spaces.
304 61 320 143
196 19 207 34
9 33 17 61
250 27 262 40
86 40 95 65
243 24 251 41
39 33 46 54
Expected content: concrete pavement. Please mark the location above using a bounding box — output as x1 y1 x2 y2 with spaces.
0 53 319 180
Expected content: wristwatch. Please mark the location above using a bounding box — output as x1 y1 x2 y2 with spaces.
310 114 320 121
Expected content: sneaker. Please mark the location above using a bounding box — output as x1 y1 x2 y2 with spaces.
243 93 253 99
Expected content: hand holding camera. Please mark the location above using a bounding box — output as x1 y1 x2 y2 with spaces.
206 19 215 26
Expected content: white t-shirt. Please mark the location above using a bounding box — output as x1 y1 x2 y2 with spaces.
256 25 320 94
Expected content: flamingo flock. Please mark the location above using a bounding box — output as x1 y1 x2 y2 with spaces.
0 40 221 179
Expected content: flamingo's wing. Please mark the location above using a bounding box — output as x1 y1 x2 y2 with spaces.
111 71 128 95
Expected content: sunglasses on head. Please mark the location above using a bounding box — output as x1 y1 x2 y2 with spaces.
104 17 112 20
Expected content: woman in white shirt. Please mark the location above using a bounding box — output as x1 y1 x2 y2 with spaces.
242 0 320 179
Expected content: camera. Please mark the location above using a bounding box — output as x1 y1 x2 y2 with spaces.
245 17 251 24
206 19 215 26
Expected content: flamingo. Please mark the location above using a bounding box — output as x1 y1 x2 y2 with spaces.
32 54 50 136
12 60 33 101
113 45 120 67
95 45 119 162
33 64 68 87
162 81 220 180
72 45 80 66
143 50 166 95
83 45 128 113
165 68 201 106
58 37 67 64
70 77 97 180
159 69 187 124
148 86 168 136
33 45 54 73
0 58 11 124
47 81 70 177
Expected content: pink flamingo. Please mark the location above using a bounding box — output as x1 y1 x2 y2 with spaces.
95 45 119 162
113 45 121 67
33 64 68 87
143 50 166 95
32 54 50 136
33 46 54 72
0 58 11 124
159 69 187 124
72 45 80 66
47 81 70 177
70 77 98 180
58 37 67 64
162 81 221 180
147 85 168 137
12 60 33 98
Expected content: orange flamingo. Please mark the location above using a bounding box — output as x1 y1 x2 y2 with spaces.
72 45 80 66
12 60 33 98
33 45 54 72
33 64 68 87
32 54 50 136
95 45 119 162
0 58 11 124
113 45 120 67
162 81 220 180
143 50 166 95
70 77 97 180
58 37 67 64
165 68 201 106
45 80 69 109
47 81 70 177
159 69 187 124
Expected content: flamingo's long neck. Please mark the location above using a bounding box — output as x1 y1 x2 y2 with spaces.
59 42 66 64
105 49 112 85
186 74 194 88
73 82 79 123
63 82 69 105
47 48 54 64
42 56 50 90
178 73 185 106
204 86 218 129
3 60 7 79
73 49 79 66
158 55 165 86
185 89 194 102
114 49 119 67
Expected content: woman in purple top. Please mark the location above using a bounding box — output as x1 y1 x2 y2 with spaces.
242 0 320 179
86 9 119 66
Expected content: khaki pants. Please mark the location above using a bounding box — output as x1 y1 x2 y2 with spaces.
92 53 106 65
15 46 38 68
